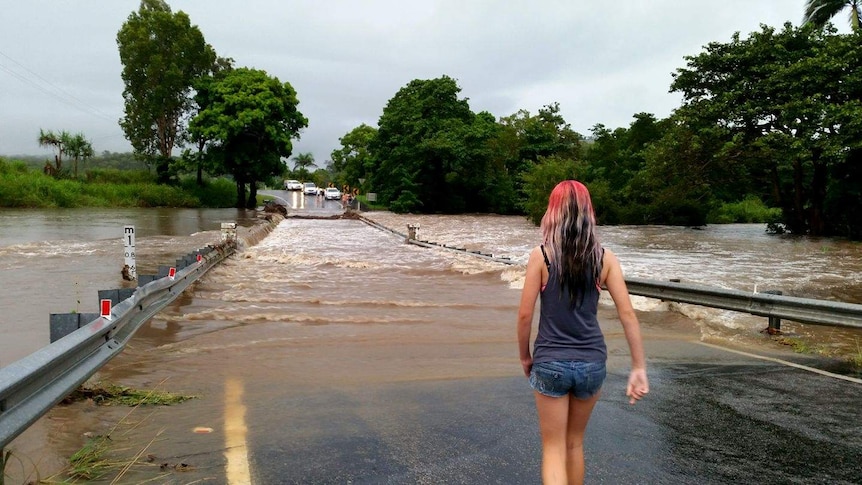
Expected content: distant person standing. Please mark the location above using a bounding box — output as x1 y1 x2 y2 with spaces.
517 180 648 485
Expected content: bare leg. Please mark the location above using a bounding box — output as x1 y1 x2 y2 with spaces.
565 392 600 485
534 392 571 484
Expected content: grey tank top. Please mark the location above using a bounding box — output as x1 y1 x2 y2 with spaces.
533 247 607 364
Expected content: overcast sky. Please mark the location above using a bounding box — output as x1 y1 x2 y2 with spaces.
0 1 843 165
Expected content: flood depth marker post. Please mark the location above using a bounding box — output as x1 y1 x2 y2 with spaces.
123 225 137 281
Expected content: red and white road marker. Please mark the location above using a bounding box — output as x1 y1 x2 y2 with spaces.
168 267 176 280
100 299 112 321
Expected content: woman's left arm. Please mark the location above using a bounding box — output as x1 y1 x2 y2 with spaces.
517 247 543 377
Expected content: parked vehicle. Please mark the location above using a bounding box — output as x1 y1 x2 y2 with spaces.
303 182 319 195
324 187 342 200
284 179 302 191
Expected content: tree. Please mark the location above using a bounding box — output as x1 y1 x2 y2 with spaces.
804 0 861 31
117 0 216 183
370 75 496 213
494 103 582 206
330 124 377 190
291 152 316 181
186 56 235 185
37 129 70 174
671 23 862 236
521 156 581 225
66 133 95 178
189 67 307 209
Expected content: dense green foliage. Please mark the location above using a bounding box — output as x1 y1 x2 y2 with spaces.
321 24 862 238
0 158 234 208
672 24 862 236
369 76 492 213
358 76 580 215
329 124 377 191
190 67 307 209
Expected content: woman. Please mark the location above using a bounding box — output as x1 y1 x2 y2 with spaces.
517 180 648 484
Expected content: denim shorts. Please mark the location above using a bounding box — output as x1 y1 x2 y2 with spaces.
529 361 606 398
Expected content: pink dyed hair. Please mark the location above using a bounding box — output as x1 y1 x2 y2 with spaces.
540 180 602 305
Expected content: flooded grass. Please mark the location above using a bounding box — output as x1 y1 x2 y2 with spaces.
42 381 198 483
63 383 197 407
65 435 113 481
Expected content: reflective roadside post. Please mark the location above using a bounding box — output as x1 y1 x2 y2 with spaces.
221 222 237 244
123 225 136 281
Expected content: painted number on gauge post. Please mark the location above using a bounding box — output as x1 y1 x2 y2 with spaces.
123 225 137 280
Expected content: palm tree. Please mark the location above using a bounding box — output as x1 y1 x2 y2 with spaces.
292 152 316 181
38 129 70 173
66 133 94 178
804 0 861 31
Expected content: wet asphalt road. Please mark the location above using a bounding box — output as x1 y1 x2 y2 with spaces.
215 339 861 484
236 194 862 484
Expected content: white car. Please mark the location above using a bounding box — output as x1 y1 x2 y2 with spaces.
303 182 319 195
284 179 302 191
324 187 342 200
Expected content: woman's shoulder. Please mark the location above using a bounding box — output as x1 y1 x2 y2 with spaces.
601 247 620 265
526 245 546 267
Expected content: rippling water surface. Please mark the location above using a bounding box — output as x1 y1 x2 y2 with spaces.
2 207 861 367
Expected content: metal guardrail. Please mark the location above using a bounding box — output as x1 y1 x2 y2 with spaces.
625 277 862 330
0 242 235 450
357 215 862 331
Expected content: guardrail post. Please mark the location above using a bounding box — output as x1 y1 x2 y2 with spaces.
406 224 419 242
763 290 783 334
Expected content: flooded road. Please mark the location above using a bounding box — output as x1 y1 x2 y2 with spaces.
1 202 861 483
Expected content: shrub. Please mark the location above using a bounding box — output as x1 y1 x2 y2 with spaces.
709 196 782 224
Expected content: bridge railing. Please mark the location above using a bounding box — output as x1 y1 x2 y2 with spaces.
0 242 235 450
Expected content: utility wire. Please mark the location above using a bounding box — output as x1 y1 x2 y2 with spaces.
0 49 117 123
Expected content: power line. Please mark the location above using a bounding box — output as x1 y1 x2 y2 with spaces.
0 49 117 123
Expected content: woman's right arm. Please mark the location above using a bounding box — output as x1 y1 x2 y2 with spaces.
517 247 543 377
602 249 649 404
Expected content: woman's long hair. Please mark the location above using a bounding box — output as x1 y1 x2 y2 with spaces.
540 180 602 307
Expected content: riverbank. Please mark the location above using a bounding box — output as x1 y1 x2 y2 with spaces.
0 159 236 208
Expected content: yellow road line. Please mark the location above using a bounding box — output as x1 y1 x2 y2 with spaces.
225 377 252 484
697 341 862 385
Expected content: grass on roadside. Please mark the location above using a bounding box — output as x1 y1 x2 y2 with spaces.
851 339 862 369
775 335 862 374
43 381 197 482
63 382 196 407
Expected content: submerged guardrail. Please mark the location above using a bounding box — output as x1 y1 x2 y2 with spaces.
359 215 862 332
